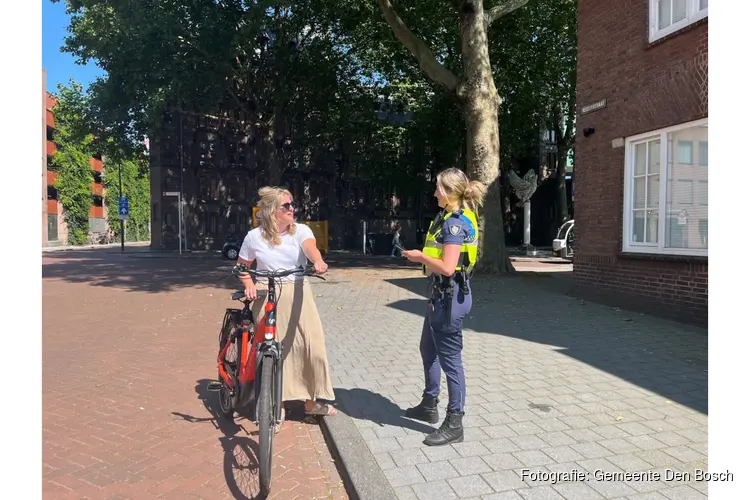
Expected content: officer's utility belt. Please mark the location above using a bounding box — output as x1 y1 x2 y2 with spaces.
430 270 470 296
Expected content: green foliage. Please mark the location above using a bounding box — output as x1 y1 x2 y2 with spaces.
56 0 577 176
56 0 356 155
491 0 578 160
51 81 95 245
50 79 152 244
336 0 578 167
55 0 578 261
103 156 151 242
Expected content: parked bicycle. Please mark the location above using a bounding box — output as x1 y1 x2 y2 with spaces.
209 263 324 496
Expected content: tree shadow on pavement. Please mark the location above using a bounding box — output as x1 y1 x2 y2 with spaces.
42 250 241 293
170 379 265 500
41 250 420 293
383 275 708 415
332 388 435 434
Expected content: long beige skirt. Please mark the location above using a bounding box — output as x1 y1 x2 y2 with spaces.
250 279 335 402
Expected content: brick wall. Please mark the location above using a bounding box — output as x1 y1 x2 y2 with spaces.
574 255 708 325
574 1 708 324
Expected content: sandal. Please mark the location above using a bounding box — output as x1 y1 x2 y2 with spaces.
305 401 337 416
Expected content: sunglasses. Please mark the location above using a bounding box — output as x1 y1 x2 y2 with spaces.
280 201 297 211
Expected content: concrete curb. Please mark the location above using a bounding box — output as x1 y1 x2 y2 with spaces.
319 412 398 500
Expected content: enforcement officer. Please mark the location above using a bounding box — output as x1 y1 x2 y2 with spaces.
402 168 487 446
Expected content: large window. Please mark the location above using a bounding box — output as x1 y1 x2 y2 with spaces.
622 119 708 256
650 0 708 43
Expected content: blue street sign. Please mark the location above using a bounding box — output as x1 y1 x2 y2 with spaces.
118 197 129 219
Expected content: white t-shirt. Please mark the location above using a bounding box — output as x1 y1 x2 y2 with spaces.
238 224 316 281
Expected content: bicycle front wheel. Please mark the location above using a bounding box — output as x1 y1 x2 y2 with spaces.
257 356 275 495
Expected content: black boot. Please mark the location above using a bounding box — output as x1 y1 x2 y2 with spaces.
423 411 464 446
405 395 439 424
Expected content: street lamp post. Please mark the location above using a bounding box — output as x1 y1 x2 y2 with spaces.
119 164 124 252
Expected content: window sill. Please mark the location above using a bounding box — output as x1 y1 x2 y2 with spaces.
648 16 707 48
618 251 708 264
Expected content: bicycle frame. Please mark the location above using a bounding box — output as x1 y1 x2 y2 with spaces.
216 278 285 425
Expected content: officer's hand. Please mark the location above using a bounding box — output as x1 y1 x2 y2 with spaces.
402 249 424 263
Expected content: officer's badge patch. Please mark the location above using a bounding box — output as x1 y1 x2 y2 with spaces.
449 225 460 236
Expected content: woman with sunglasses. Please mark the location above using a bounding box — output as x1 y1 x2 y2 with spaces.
235 187 336 432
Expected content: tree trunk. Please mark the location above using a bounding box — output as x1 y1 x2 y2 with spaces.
459 0 513 273
556 141 569 227
376 0 530 273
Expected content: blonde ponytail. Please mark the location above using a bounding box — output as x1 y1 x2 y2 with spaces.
436 168 487 213
460 180 487 212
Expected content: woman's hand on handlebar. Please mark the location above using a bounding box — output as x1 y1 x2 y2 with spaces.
312 259 328 275
244 282 258 301
233 261 253 278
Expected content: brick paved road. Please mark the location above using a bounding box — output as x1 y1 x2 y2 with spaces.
313 260 708 500
42 251 347 500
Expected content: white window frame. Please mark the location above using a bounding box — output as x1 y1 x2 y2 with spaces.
649 0 708 43
622 118 708 257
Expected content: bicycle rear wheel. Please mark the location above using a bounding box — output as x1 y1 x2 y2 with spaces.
218 333 239 419
257 356 275 495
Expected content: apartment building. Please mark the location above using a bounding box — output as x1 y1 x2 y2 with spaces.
43 68 106 246
574 1 708 324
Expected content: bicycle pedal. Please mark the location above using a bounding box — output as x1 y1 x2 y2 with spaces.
207 381 223 392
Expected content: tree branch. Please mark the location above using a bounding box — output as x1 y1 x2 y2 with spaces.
485 0 531 27
377 0 460 92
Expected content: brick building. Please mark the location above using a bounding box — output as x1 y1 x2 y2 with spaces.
574 1 708 324
43 68 107 246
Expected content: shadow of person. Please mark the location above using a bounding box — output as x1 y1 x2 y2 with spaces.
333 387 435 434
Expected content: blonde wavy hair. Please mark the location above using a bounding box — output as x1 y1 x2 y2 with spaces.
436 168 487 212
257 186 296 246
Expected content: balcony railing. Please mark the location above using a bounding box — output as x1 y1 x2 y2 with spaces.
47 199 58 215
47 171 57 186
46 141 57 157
91 182 104 196
46 109 55 129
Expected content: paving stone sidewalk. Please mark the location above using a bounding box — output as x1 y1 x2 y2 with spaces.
314 267 708 500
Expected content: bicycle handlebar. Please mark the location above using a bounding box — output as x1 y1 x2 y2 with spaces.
232 263 326 281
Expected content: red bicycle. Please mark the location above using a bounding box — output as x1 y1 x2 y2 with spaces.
210 264 324 495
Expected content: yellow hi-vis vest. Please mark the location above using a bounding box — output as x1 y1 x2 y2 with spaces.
421 208 479 276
